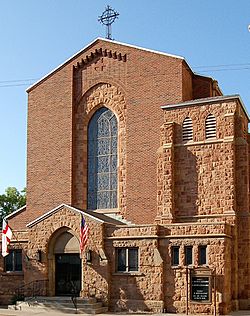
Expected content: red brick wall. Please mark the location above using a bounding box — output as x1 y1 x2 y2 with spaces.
182 61 193 101
26 67 74 224
24 39 218 227
193 75 212 99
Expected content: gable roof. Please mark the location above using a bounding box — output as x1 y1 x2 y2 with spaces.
26 37 185 93
4 205 26 220
26 203 126 228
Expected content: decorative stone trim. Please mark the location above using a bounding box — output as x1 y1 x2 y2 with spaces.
73 83 127 218
105 235 158 240
74 48 127 70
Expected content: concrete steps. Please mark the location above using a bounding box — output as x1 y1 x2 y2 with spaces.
9 296 108 314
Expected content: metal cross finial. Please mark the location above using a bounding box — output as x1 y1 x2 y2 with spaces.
98 5 119 40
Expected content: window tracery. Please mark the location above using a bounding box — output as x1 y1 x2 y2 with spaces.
87 107 118 209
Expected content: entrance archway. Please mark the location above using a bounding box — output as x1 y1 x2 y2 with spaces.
48 227 81 296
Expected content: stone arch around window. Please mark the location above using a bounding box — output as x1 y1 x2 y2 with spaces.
205 113 216 139
182 117 193 142
73 83 126 215
87 107 118 209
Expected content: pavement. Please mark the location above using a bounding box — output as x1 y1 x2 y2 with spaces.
0 307 250 316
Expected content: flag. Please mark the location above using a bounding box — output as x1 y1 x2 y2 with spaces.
80 215 89 253
2 219 13 257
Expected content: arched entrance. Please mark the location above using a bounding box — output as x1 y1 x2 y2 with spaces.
48 228 81 296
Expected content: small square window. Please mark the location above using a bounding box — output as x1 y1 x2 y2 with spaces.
4 249 22 272
171 246 180 266
185 246 193 266
116 248 139 272
198 245 207 265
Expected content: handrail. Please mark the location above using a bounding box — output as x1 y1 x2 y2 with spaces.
70 280 78 314
14 279 48 302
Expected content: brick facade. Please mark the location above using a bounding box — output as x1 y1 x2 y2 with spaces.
1 38 249 315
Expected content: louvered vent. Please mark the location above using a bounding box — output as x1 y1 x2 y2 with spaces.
205 114 216 139
182 117 193 142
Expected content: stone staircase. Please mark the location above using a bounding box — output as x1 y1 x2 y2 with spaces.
9 296 108 314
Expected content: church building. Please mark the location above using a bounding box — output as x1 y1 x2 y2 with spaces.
0 38 250 315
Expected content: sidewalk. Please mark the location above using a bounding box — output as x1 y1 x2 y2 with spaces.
0 307 250 316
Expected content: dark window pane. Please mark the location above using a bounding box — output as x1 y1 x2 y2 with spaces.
198 246 207 265
15 250 22 271
185 246 193 265
4 250 22 272
117 248 126 271
171 246 180 266
128 248 138 271
5 252 13 272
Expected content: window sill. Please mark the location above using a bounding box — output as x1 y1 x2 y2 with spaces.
171 265 181 269
113 272 144 276
2 271 24 276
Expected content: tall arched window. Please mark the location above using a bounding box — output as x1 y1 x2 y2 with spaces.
182 117 193 142
87 107 118 210
205 114 216 139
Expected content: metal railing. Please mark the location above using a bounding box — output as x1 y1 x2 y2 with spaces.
70 280 78 313
14 279 48 301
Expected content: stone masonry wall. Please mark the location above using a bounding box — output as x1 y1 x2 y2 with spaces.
104 222 233 314
163 222 233 315
105 224 164 312
157 99 240 221
0 230 28 304
25 206 109 302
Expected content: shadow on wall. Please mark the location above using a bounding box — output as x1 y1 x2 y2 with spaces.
84 249 150 312
110 277 154 312
175 146 198 218
83 249 110 306
158 227 177 314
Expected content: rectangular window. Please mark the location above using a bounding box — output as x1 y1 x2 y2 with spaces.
4 249 22 272
185 246 193 266
116 248 139 272
198 245 207 265
171 246 180 266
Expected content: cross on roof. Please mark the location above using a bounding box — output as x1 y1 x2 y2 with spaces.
98 5 119 40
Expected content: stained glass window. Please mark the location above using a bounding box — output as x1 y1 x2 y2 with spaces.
87 107 118 209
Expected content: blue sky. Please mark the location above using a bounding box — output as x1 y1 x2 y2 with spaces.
0 0 250 194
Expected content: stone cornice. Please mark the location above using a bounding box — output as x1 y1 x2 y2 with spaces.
105 233 231 240
161 94 250 121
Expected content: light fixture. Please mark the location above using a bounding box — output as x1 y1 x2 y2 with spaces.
86 250 92 263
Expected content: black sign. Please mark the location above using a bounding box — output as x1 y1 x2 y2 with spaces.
191 276 210 302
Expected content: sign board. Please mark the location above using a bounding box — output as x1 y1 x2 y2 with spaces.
191 276 210 302
190 268 212 303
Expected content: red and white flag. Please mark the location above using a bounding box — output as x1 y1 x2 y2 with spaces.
2 219 13 257
80 215 89 253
